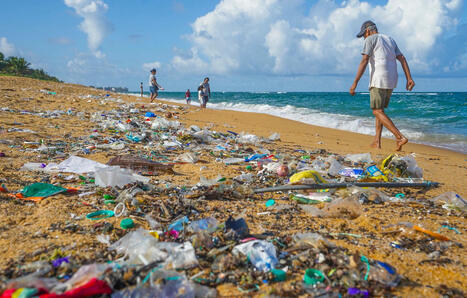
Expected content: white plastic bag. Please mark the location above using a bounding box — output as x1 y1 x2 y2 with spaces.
94 166 149 187
233 240 278 272
345 153 373 164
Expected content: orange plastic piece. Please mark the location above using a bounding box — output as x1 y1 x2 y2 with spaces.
413 225 450 241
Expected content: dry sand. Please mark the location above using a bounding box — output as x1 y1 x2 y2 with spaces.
0 76 465 296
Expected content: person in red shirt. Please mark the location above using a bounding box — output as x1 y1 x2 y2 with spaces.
185 89 191 105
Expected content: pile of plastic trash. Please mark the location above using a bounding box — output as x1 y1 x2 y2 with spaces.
0 93 465 297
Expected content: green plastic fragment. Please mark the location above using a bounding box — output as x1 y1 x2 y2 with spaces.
304 268 325 285
20 183 67 198
271 268 286 281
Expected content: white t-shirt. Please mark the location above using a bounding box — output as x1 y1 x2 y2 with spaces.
362 34 402 89
149 74 156 87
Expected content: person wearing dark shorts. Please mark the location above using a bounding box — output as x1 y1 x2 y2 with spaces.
148 68 164 103
349 20 415 151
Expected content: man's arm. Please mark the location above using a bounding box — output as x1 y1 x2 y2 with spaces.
396 55 415 91
153 78 164 90
349 54 370 96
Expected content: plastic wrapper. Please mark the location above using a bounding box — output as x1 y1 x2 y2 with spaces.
233 240 278 272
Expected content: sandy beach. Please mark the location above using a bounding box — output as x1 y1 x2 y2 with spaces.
0 76 466 297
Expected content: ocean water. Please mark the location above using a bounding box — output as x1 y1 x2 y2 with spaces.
129 91 467 153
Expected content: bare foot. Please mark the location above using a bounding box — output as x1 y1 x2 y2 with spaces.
370 141 381 149
395 137 408 151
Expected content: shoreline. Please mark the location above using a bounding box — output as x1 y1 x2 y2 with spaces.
127 92 467 155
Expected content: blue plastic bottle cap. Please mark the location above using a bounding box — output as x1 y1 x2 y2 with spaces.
265 199 275 207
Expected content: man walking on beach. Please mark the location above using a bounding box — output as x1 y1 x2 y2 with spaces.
350 21 415 151
149 68 164 103
199 77 211 108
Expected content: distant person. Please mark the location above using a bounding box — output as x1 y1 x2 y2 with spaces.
140 82 143 97
349 20 414 151
199 77 211 108
148 68 164 103
197 85 204 107
185 89 191 105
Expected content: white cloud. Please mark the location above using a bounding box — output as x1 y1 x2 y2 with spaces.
173 0 464 76
0 37 16 56
64 0 112 58
142 61 162 71
64 52 136 86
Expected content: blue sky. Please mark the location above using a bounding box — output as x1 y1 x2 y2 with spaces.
1 0 466 91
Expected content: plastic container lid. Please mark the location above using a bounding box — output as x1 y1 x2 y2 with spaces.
120 218 134 229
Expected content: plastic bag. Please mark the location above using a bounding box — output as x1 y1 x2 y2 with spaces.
431 191 466 211
233 173 253 183
292 232 335 249
198 175 224 187
166 242 198 269
233 240 278 272
20 162 48 171
151 118 180 130
109 229 163 265
176 152 199 163
168 216 189 232
237 133 261 145
327 156 343 176
55 263 111 292
188 217 218 233
345 153 373 164
54 156 108 174
20 183 67 198
225 216 249 238
94 166 150 187
6 274 59 291
302 198 362 219
268 132 280 141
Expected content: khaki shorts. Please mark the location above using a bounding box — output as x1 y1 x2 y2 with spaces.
370 87 393 109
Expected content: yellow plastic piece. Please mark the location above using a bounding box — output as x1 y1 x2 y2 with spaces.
289 170 327 184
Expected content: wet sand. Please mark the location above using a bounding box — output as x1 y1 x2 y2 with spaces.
0 76 465 296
